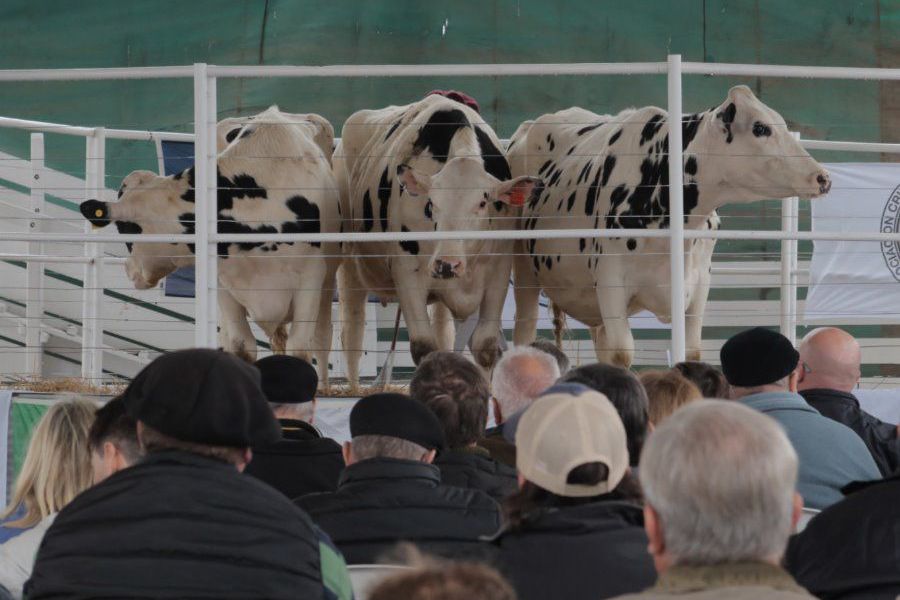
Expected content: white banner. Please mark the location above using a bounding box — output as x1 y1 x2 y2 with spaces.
806 163 900 323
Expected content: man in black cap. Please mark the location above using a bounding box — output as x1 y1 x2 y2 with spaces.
296 392 501 564
26 349 353 600
720 327 879 510
245 355 344 498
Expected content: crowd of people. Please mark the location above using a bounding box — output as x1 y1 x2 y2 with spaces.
0 326 896 599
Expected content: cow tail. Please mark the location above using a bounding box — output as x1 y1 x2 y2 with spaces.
550 301 566 349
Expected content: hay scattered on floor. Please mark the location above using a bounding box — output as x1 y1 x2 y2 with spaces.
322 382 409 398
2 377 124 396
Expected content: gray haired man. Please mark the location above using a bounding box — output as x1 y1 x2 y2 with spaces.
612 400 814 599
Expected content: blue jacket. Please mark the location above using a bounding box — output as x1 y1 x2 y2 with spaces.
738 391 880 510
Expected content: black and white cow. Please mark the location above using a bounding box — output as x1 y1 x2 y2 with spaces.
79 106 340 382
508 85 831 366
335 94 541 390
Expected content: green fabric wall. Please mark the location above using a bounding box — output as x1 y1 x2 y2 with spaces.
0 0 894 186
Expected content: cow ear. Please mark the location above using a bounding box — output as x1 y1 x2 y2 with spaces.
397 164 431 197
494 176 542 207
80 199 111 228
728 85 755 102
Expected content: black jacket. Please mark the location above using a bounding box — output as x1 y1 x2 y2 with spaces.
435 446 518 502
297 457 501 564
800 388 900 476
26 451 327 599
785 474 900 600
245 419 345 499
490 500 656 600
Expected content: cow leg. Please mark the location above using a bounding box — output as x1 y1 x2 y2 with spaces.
471 264 511 370
594 267 634 367
685 257 712 363
218 289 256 362
398 282 436 366
285 260 327 363
512 244 540 346
338 263 367 393
431 302 455 351
312 268 336 392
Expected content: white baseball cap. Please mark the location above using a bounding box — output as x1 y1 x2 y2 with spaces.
515 383 629 497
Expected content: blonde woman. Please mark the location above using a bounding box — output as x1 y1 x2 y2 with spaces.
639 370 703 427
0 399 95 598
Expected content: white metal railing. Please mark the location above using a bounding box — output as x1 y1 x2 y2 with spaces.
2 56 900 380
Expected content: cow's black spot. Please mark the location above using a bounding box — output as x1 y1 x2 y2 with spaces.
532 256 540 271
283 195 322 248
115 220 143 253
547 135 555 152
577 160 593 185
682 113 704 149
547 168 563 188
717 102 736 143
609 129 623 146
424 199 433 220
627 238 637 251
413 108 470 162
685 156 698 176
179 167 196 203
399 225 419 255
538 160 553 176
225 126 253 144
601 155 616 187
362 191 374 232
577 122 603 136
584 164 604 216
216 172 267 212
579 238 586 252
640 114 664 146
566 145 576 155
384 119 402 141
566 190 577 212
377 167 391 232
475 126 511 181
544 256 553 270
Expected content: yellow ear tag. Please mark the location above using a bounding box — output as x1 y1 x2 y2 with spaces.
95 209 104 217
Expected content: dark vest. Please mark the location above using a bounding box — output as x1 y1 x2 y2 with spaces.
296 457 501 564
26 450 325 599
435 446 518 502
245 419 344 499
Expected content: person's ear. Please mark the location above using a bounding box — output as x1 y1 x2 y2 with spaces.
342 441 354 466
235 448 253 473
517 473 527 489
788 370 800 393
790 492 804 532
309 398 317 425
795 362 806 385
422 449 437 464
492 397 504 425
644 504 665 558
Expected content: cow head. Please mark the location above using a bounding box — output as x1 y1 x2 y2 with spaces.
398 157 541 279
702 85 830 202
80 169 195 290
218 108 335 163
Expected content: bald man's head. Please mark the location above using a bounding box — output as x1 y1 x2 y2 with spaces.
491 346 561 421
797 327 861 393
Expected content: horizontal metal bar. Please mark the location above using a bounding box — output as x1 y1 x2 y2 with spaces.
5 228 900 244
0 254 129 264
208 62 669 78
682 61 900 81
711 266 810 276
104 128 195 142
801 139 900 154
0 65 195 82
0 116 94 136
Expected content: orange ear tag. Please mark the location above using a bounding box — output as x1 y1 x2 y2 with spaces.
509 189 526 206
95 209 104 217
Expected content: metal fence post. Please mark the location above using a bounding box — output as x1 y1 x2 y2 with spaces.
779 131 801 345
667 54 687 364
25 133 45 377
205 73 218 349
82 128 105 381
193 63 215 348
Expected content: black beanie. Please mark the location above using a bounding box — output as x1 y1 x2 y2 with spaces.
720 327 800 387
255 355 318 404
350 393 445 451
123 348 281 447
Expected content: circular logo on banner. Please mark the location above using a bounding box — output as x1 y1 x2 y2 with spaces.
880 184 900 282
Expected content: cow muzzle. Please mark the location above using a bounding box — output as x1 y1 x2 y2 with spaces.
431 258 464 279
815 172 832 196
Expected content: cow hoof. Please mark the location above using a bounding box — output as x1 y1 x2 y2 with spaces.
233 346 256 364
410 340 437 365
610 350 632 368
686 349 702 362
474 337 502 369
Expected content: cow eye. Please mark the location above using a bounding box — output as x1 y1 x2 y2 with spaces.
424 200 433 220
478 200 488 209
752 121 772 137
